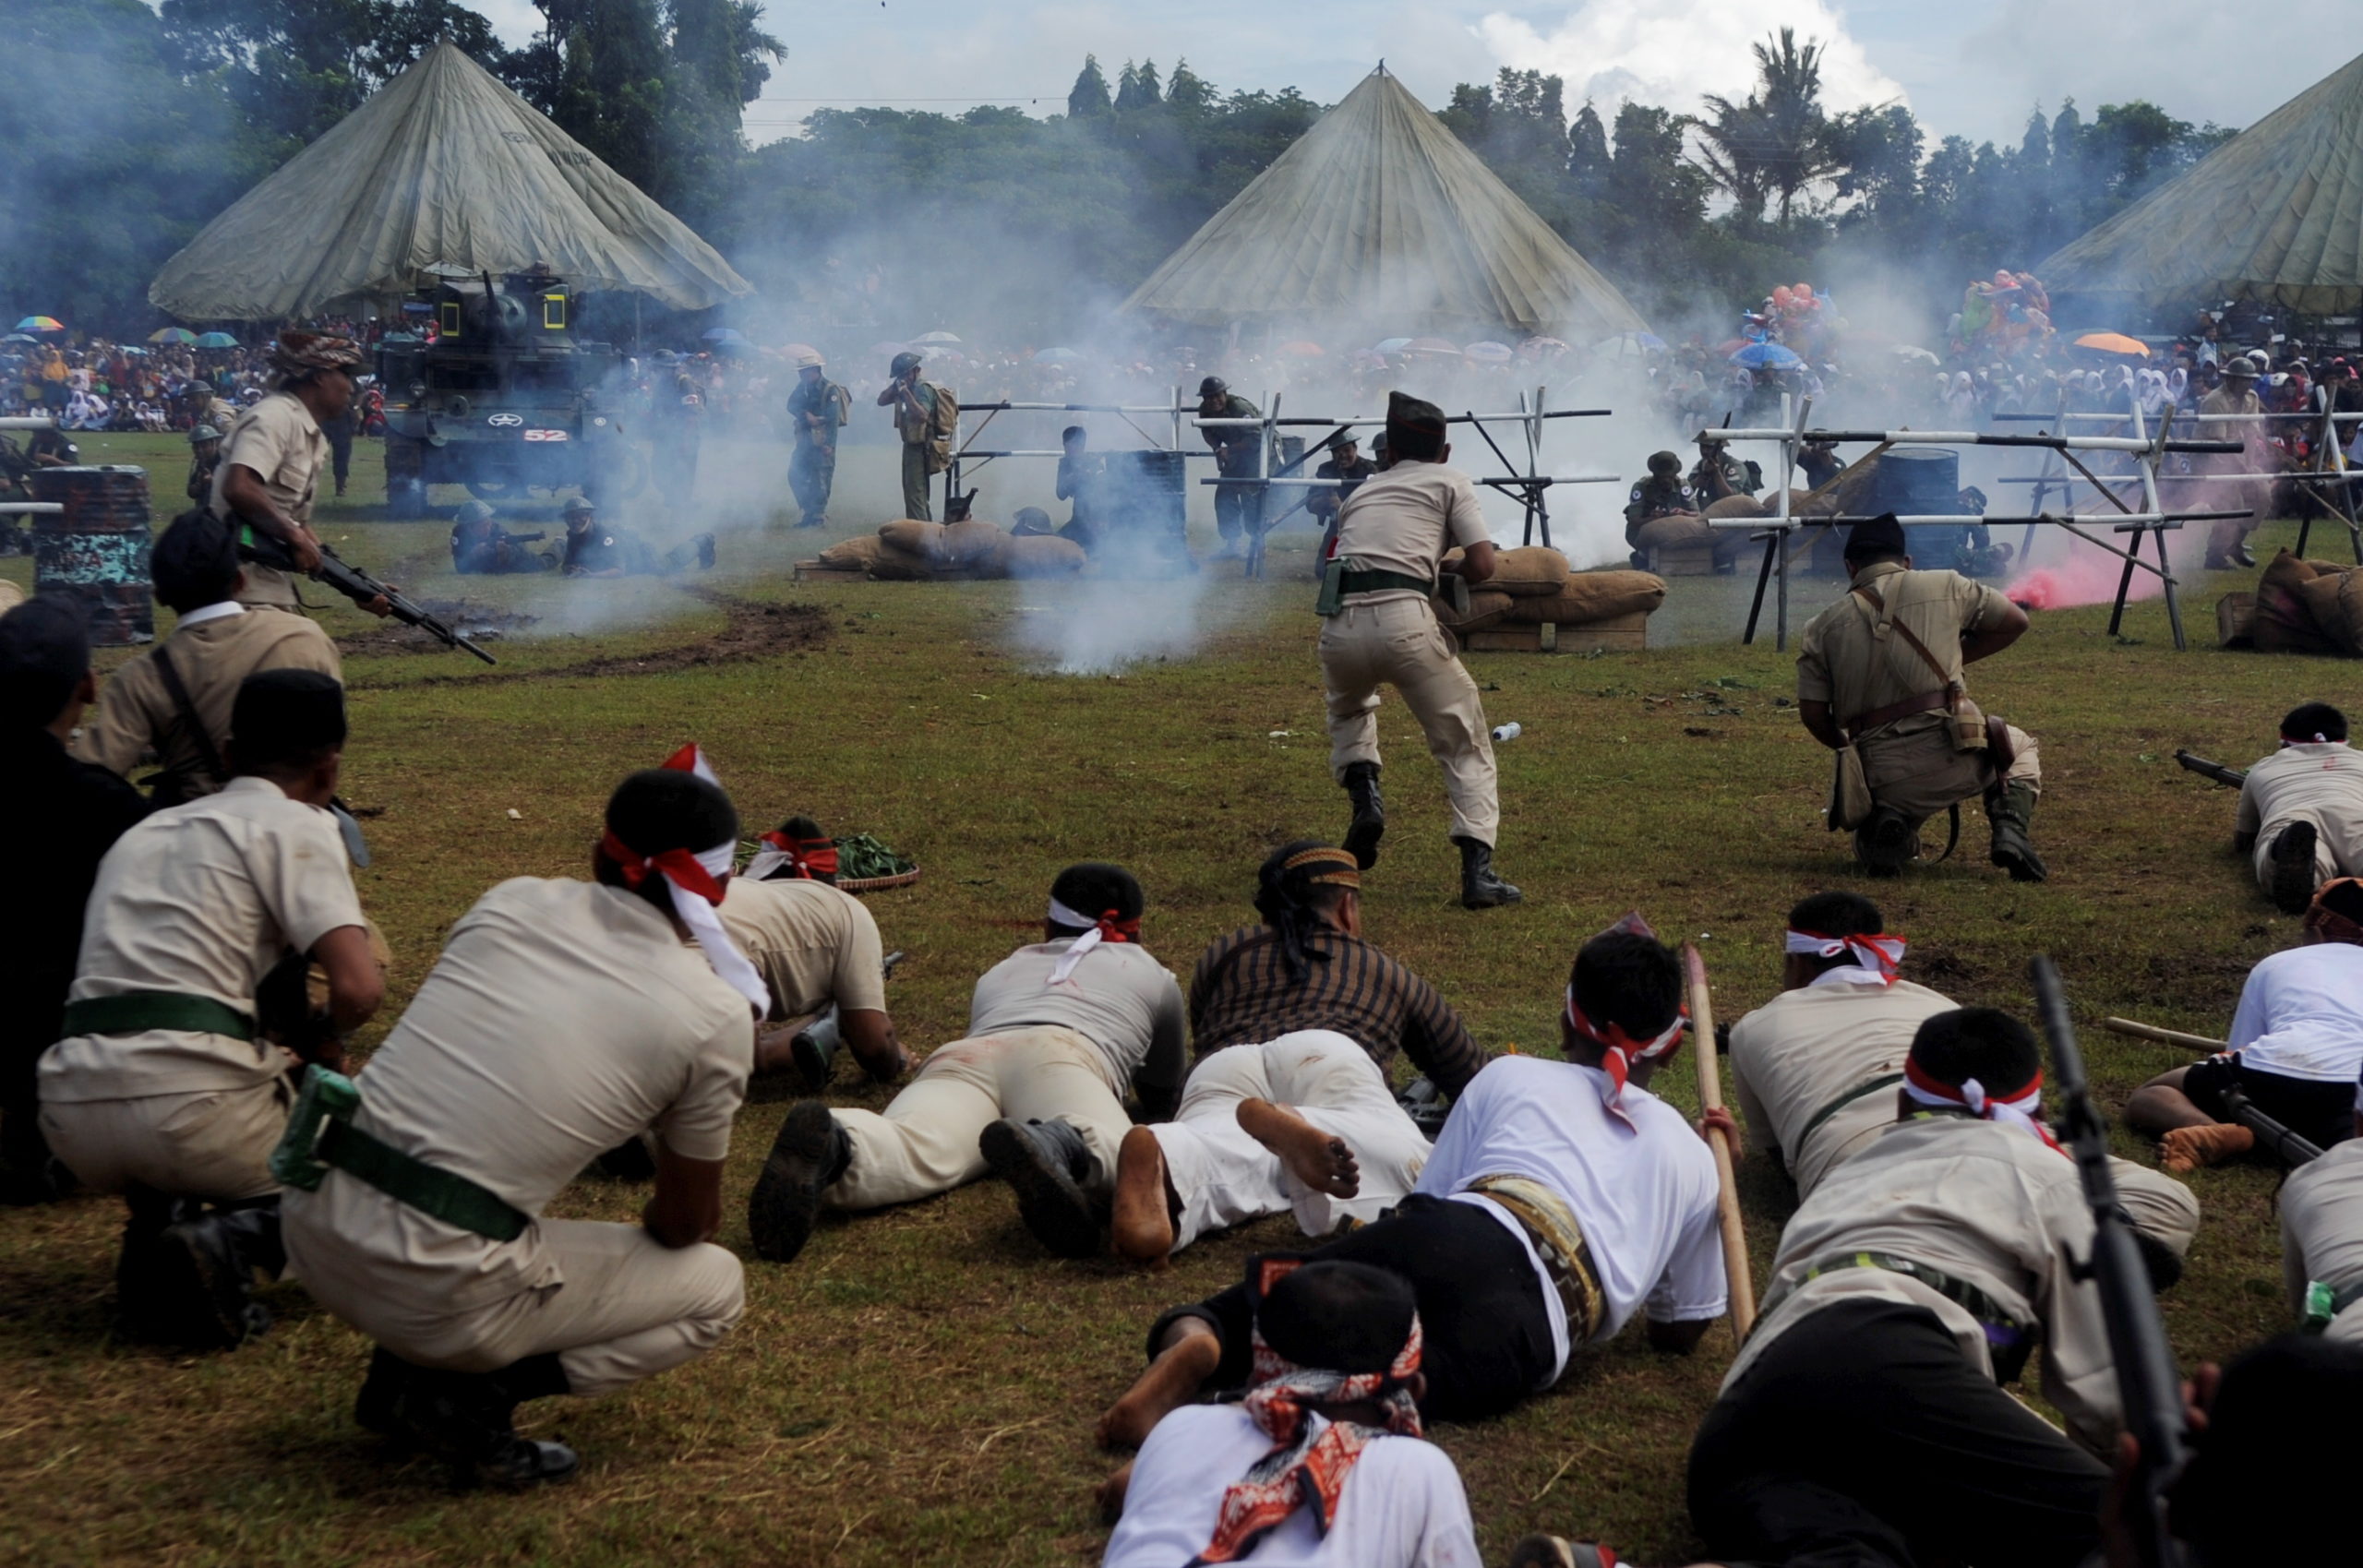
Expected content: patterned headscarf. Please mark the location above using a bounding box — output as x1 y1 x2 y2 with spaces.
270 331 363 379
2304 879 2363 947
1193 1257 1424 1565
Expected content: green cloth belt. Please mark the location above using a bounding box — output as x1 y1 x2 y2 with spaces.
1796 1072 1906 1150
317 1118 529 1243
1337 569 1435 597
59 991 255 1043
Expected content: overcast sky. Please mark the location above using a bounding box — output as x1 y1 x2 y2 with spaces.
471 2 2354 149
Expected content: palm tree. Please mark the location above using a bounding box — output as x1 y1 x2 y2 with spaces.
1693 28 1841 228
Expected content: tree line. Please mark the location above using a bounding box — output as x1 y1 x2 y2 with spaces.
11 6 2238 336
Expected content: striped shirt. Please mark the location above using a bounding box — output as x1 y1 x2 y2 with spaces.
1188 925 1485 1098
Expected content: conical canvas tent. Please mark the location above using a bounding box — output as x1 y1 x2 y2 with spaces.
2040 51 2363 314
150 42 750 321
1122 67 1647 337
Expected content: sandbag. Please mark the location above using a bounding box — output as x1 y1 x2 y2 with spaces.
1431 589 1515 632
1443 545 1567 596
1006 534 1087 578
817 535 884 570
1503 569 1667 626
1704 494 1768 519
940 519 1009 577
2253 549 2347 655
1634 515 1715 552
2339 570 2363 658
879 519 942 559
868 542 935 581
0 580 22 615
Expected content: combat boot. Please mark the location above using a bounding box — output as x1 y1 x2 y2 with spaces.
1455 836 1522 909
1339 762 1385 869
747 1100 850 1264
2268 820 2319 915
150 1208 273 1349
396 1365 578 1491
979 1117 1102 1259
1986 782 2049 883
1854 806 1916 879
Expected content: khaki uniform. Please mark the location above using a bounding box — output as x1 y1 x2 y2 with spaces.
210 391 327 613
1320 461 1501 845
1731 976 2199 1255
1729 1116 2120 1454
1151 1029 1430 1253
73 604 342 800
828 940 1184 1210
892 377 954 521
1797 560 2041 826
282 879 751 1394
716 877 885 1022
2196 383 2268 561
2281 1138 2363 1344
2237 740 2363 888
40 777 365 1202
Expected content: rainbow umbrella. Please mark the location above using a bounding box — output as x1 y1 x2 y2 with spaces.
195 331 240 349
149 327 199 345
15 316 63 332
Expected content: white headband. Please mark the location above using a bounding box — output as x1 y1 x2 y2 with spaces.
675 839 770 1013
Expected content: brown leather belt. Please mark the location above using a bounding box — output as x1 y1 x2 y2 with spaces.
1845 688 1950 734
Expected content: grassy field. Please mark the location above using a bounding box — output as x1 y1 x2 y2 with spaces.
0 430 2338 1565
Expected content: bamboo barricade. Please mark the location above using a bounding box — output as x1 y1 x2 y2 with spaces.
2100 1017 2228 1052
1682 940 1756 1341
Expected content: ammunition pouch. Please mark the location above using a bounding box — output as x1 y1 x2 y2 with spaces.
270 1065 529 1242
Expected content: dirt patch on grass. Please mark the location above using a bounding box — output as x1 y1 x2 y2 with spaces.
348 587 831 688
335 599 541 659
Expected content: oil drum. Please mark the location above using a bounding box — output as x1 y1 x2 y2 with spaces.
1863 447 1966 567
30 465 153 645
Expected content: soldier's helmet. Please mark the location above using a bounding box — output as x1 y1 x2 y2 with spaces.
189 425 222 445
890 351 923 377
794 351 824 370
1647 449 1681 474
564 496 595 520
455 499 496 525
1198 376 1228 398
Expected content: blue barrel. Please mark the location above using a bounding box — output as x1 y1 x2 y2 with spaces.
1863 447 1966 567
31 465 152 645
1107 449 1188 539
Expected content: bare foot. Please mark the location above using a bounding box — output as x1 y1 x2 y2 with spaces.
1094 1460 1134 1524
1111 1127 1176 1266
2161 1122 2255 1174
1096 1329 1220 1451
1237 1098 1360 1198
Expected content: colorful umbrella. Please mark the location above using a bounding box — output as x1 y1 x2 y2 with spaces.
1730 341 1805 370
2073 331 2151 358
702 327 746 343
149 327 198 345
1463 341 1514 363
195 331 240 349
1403 337 1462 355
14 316 62 332
1278 340 1325 357
0 333 36 344
910 330 962 345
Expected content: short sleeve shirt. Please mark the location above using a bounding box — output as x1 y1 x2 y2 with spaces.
2282 1140 2363 1343
1796 562 2012 722
1330 461 1493 592
43 776 365 1099
2237 742 2363 842
717 877 887 1021
210 390 326 527
1728 977 1960 1196
74 605 343 796
2225 942 2363 1083
966 940 1187 1096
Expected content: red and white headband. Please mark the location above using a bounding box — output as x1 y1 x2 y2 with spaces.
1046 894 1140 985
1901 1057 2060 1152
1565 985 1685 1128
598 746 770 1013
1786 928 1907 984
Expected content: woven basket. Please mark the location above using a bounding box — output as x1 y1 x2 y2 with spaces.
839 867 921 894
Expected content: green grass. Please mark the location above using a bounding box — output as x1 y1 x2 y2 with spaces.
0 431 2336 1564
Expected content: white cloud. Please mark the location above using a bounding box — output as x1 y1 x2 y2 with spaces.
1475 1 1907 119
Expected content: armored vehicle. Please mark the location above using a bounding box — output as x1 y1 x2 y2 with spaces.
377 269 645 511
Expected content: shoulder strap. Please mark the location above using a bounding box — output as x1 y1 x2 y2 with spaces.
150 643 230 792
1851 581 1959 693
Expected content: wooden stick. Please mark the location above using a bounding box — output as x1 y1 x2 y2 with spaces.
1682 941 1756 1340
2101 1017 2227 1052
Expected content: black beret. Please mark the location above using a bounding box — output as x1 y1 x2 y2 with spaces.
230 668 347 760
1844 512 1909 560
606 768 738 856
0 592 90 729
151 510 242 613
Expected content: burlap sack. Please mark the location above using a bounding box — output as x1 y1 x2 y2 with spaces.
940 519 1009 576
869 542 935 581
1006 534 1087 578
879 519 942 559
1443 545 1567 596
1503 569 1667 625
0 580 22 614
817 535 884 570
2254 549 2347 655
1633 515 1715 552
1704 494 1768 519
1430 588 1515 632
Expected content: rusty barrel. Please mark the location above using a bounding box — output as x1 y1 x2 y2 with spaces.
30 465 153 645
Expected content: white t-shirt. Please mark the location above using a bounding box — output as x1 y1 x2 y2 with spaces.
2227 942 2363 1083
1103 1405 1481 1568
1413 1055 1726 1382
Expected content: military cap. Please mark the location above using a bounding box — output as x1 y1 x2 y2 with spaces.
1843 512 1909 560
795 351 825 370
1647 449 1681 474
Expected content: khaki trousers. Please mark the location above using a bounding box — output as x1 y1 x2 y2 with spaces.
2250 809 2363 890
1860 719 2041 825
41 1077 287 1203
899 442 932 521
1153 1031 1430 1252
827 1026 1129 1211
1319 595 1499 845
289 1212 745 1397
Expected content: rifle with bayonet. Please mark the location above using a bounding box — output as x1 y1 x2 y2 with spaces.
2031 955 2192 1568
242 531 497 664
2174 750 2246 788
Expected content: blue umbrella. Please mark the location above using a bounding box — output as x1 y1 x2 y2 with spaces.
195 331 240 349
702 327 746 343
1373 337 1413 353
1729 341 1804 371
